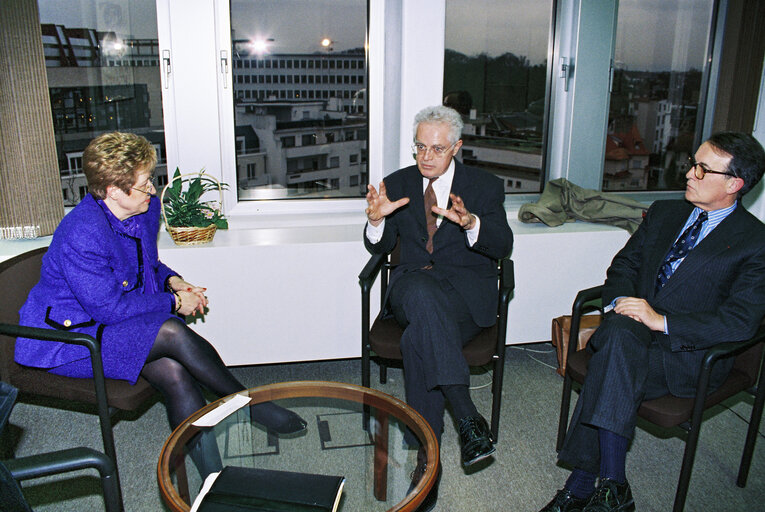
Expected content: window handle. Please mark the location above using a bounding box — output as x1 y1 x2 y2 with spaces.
162 49 171 89
220 50 229 89
559 57 572 92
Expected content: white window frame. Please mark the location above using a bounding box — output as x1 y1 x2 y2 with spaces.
155 0 731 218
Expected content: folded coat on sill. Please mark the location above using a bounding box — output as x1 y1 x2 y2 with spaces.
518 178 648 233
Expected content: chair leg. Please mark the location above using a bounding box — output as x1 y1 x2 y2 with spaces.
490 354 506 442
362 346 371 432
556 374 574 451
672 383 711 512
379 363 388 384
737 364 765 487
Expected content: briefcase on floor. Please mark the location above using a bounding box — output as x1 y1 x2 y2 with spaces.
551 315 602 376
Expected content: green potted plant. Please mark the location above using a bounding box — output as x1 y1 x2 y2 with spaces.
161 168 229 245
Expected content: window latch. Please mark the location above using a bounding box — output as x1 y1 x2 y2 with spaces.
559 57 572 92
220 50 229 89
162 50 171 89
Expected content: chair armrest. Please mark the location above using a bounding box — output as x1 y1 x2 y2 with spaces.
0 323 99 353
572 285 604 317
0 323 104 382
4 447 115 482
358 253 386 296
701 326 765 374
499 258 515 306
567 285 605 360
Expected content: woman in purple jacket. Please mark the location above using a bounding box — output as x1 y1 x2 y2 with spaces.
16 132 306 439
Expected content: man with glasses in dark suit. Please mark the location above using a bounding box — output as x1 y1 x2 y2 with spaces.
539 132 765 512
364 105 513 511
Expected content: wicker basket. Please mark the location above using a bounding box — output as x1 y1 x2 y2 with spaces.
160 171 223 246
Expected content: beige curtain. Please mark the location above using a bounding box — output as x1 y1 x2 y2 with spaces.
0 0 64 239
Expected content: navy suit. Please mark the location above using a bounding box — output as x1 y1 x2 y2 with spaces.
559 199 765 473
364 160 513 439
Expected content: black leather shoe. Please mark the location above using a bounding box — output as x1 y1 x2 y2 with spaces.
408 446 440 512
457 414 495 467
250 402 308 435
582 478 634 512
539 488 590 512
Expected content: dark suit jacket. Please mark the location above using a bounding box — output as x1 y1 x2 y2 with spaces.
602 199 765 396
364 160 513 327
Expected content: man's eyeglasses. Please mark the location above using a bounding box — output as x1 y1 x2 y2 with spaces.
684 156 737 180
411 141 457 158
132 176 156 196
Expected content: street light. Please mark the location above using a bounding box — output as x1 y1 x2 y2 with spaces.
250 38 274 55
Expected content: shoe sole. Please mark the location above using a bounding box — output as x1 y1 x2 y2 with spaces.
462 445 496 467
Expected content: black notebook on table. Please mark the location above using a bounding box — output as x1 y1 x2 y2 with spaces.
195 465 345 512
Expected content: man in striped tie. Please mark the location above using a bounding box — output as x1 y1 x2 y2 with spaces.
539 132 765 512
364 105 512 511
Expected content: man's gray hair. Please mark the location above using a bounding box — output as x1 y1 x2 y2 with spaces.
413 105 464 144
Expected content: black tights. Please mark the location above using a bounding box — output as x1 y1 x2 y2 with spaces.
140 318 306 434
140 318 244 429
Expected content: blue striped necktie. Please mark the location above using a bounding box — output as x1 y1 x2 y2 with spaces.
656 211 707 292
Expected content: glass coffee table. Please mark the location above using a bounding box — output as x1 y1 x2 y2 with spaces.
157 381 439 511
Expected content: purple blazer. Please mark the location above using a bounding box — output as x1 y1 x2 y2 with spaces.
15 195 179 384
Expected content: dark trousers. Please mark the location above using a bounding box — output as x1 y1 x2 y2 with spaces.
389 269 482 443
558 313 671 474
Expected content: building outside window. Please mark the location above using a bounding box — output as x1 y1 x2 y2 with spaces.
38 0 166 206
444 0 554 194
25 1 756 211
230 0 368 200
603 0 716 192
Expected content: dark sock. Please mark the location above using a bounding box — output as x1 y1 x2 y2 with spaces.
565 468 597 499
441 384 478 420
599 428 629 484
250 401 307 434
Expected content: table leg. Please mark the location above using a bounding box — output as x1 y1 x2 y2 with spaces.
373 410 389 501
172 452 190 504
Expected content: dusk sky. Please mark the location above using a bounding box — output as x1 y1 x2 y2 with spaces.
39 0 713 72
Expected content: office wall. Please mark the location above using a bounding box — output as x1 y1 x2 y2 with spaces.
156 213 629 366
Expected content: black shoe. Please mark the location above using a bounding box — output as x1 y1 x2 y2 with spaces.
539 489 590 512
250 401 308 435
582 478 634 512
457 414 495 467
407 447 440 512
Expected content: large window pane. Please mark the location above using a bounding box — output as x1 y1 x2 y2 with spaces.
230 0 368 200
603 0 715 192
38 0 165 205
444 0 554 194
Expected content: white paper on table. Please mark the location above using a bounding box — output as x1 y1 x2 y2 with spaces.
191 393 251 427
189 471 221 512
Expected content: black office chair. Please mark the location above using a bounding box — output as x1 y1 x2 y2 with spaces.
359 244 514 440
557 285 765 512
0 381 121 512
0 248 158 510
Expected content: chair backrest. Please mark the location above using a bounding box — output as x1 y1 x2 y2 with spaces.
0 248 47 383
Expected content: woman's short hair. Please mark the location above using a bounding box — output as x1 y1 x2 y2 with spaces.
413 105 464 144
82 132 157 199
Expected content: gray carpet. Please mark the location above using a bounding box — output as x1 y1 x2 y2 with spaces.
4 342 764 511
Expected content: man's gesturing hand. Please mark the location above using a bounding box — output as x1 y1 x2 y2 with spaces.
365 182 410 226
433 193 476 230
